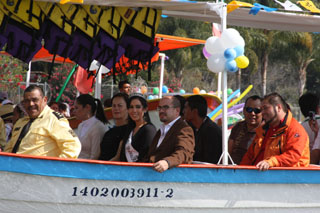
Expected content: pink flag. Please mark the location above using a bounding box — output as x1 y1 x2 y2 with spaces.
212 23 221 37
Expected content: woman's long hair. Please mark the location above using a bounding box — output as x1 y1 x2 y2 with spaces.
76 94 108 124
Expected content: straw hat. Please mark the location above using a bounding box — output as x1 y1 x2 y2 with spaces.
0 104 14 121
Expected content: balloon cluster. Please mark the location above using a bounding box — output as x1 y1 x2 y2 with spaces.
203 28 249 73
193 87 207 94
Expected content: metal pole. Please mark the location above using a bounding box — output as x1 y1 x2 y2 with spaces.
95 68 102 99
217 72 222 98
111 78 114 98
221 3 228 165
26 62 31 88
159 53 165 98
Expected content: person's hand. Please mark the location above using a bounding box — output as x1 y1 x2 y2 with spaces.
256 160 270 171
153 160 169 173
309 120 319 138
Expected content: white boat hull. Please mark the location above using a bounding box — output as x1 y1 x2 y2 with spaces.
0 153 320 212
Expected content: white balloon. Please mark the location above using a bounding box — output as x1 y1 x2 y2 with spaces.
205 36 218 54
221 28 245 48
207 54 226 73
205 36 226 55
200 90 206 94
224 28 240 37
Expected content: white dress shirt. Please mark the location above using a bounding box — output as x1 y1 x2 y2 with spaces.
157 116 180 148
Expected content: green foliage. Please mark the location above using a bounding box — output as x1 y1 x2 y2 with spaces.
46 64 78 105
0 55 27 89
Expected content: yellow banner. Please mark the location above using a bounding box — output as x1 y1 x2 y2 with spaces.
227 1 254 13
298 0 320 13
60 0 83 4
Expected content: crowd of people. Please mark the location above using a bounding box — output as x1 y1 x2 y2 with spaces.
0 79 319 172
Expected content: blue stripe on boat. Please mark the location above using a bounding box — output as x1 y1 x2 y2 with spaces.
0 155 319 184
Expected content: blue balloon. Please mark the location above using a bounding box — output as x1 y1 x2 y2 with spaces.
162 85 168 93
224 48 237 60
148 95 154 100
234 45 244 57
180 89 186 94
225 60 238 72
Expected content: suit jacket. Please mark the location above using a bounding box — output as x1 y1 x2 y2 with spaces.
146 118 195 168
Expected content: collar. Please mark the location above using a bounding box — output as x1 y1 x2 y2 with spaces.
262 111 291 136
27 105 50 121
80 116 96 128
160 116 180 134
196 116 208 131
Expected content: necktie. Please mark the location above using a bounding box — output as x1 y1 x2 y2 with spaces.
12 119 34 153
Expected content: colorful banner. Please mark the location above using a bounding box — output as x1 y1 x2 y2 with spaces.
227 1 254 13
249 3 278 15
60 0 83 4
298 0 320 13
274 0 303 11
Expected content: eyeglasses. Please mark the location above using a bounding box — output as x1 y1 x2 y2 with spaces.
157 105 173 111
245 107 261 114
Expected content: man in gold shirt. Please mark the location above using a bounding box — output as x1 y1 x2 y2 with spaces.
4 85 81 158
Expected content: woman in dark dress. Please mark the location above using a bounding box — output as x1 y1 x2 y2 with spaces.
99 93 130 160
111 94 156 162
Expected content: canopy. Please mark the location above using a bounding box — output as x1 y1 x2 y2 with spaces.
1 33 204 65
36 0 320 32
0 48 74 64
111 34 205 75
156 34 205 51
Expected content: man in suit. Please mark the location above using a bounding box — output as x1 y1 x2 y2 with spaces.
146 96 194 173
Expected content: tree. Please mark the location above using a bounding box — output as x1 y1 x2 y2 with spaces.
271 32 315 97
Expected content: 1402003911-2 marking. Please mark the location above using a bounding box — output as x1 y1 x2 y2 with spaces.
72 186 174 199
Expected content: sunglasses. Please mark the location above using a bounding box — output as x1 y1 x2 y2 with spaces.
245 107 261 114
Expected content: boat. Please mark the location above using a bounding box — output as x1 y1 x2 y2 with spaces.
2 0 320 212
1 152 320 212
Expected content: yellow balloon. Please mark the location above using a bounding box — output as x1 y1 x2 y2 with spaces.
235 56 249 69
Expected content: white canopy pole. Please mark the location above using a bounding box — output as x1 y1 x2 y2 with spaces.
221 3 229 165
159 53 166 98
95 69 102 99
26 62 31 88
217 72 222 98
111 77 114 98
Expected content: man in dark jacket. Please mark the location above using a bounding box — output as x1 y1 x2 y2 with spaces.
184 95 222 164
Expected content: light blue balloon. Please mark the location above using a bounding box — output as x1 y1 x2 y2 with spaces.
225 60 238 72
162 85 168 93
224 48 237 60
180 89 186 94
234 45 245 57
148 95 154 100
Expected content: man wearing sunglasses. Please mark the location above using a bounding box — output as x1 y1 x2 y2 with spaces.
229 95 263 164
241 93 309 171
146 96 195 173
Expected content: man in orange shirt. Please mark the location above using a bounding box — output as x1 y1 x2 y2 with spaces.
241 93 309 171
